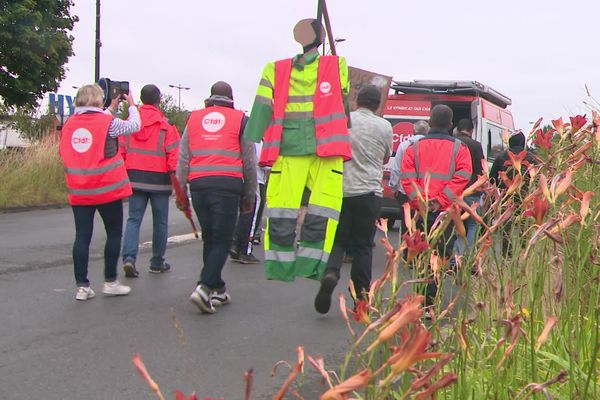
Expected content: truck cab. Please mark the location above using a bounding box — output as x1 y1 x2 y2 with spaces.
380 80 515 227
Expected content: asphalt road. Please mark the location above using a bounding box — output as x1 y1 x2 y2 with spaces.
0 200 403 399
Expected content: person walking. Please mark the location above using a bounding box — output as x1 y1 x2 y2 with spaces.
314 85 393 314
176 81 257 314
399 105 472 306
244 18 352 282
389 120 428 234
230 142 265 264
120 84 180 277
452 118 484 260
59 84 140 301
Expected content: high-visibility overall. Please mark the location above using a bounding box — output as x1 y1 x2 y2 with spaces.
262 56 349 281
264 154 343 281
186 106 244 181
60 113 132 205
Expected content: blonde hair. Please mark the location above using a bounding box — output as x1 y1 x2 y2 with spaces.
75 84 104 108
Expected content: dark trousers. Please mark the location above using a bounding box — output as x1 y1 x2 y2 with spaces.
233 182 266 255
191 190 240 290
417 210 455 306
71 199 123 286
325 193 381 298
252 183 266 242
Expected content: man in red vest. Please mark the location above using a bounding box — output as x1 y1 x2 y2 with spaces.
119 84 180 277
244 18 351 283
176 81 257 314
400 104 472 307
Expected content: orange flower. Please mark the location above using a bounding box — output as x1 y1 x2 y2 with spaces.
547 213 581 236
535 316 558 351
551 117 564 136
447 204 466 237
549 170 572 202
462 173 489 197
414 373 459 400
320 369 371 400
403 230 430 262
504 150 530 174
570 114 587 132
367 295 424 351
273 346 304 400
532 129 553 150
524 195 550 225
579 191 594 222
132 353 166 400
382 325 443 384
353 299 371 325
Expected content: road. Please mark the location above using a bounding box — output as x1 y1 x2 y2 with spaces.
0 200 403 399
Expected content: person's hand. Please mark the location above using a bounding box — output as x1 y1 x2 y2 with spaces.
107 97 120 113
123 91 135 107
428 199 442 212
241 200 254 214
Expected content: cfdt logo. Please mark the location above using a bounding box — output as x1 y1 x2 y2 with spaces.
319 82 331 94
71 128 93 153
202 112 225 133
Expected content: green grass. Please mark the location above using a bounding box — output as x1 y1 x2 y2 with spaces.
0 138 67 208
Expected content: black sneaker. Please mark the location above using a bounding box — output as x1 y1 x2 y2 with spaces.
314 272 339 314
149 262 171 274
189 284 215 314
235 254 260 264
123 261 139 278
211 288 231 307
229 248 241 260
252 237 262 245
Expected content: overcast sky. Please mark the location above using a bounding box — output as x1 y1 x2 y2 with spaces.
57 0 600 129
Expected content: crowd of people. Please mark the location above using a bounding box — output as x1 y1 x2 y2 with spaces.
59 17 532 314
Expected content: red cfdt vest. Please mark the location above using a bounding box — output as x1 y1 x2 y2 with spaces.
187 106 244 181
60 113 132 205
121 108 171 173
260 55 352 166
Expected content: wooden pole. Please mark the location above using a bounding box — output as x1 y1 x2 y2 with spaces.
320 0 337 55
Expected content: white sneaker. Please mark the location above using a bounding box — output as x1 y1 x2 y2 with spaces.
75 286 95 301
102 280 131 296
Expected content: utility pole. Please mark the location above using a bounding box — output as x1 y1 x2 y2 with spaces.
168 84 191 111
94 0 101 82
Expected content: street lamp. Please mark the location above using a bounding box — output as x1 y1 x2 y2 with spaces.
168 84 191 111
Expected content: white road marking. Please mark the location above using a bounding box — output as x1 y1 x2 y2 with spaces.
140 233 199 249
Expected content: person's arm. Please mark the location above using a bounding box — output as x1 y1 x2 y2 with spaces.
165 124 180 173
240 116 257 212
400 145 420 208
175 128 191 195
383 122 393 164
438 144 473 208
388 146 402 191
107 93 141 137
243 63 275 143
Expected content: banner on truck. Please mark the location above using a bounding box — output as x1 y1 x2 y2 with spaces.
348 67 392 116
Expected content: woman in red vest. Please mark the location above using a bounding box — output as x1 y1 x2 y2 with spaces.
59 84 140 301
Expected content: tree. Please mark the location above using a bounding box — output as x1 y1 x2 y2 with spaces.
0 0 78 108
160 94 190 134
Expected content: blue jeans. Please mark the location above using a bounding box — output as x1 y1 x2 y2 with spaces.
122 191 170 267
452 193 483 258
72 200 123 286
191 190 240 289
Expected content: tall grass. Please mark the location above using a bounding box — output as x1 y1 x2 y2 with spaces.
0 137 67 208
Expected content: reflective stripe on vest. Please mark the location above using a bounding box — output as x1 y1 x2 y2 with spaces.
297 246 330 263
131 182 172 192
265 249 296 263
60 113 132 205
259 56 351 166
126 129 166 156
187 106 244 180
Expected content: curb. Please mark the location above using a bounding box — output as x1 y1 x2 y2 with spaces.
0 203 68 214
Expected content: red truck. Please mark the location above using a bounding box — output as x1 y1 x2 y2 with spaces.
380 80 516 228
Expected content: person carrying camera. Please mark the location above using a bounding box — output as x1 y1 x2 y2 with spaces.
119 85 180 277
59 84 140 301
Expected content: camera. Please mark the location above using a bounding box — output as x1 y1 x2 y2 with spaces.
97 78 130 108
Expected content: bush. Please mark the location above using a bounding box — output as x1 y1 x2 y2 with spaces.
0 136 67 208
